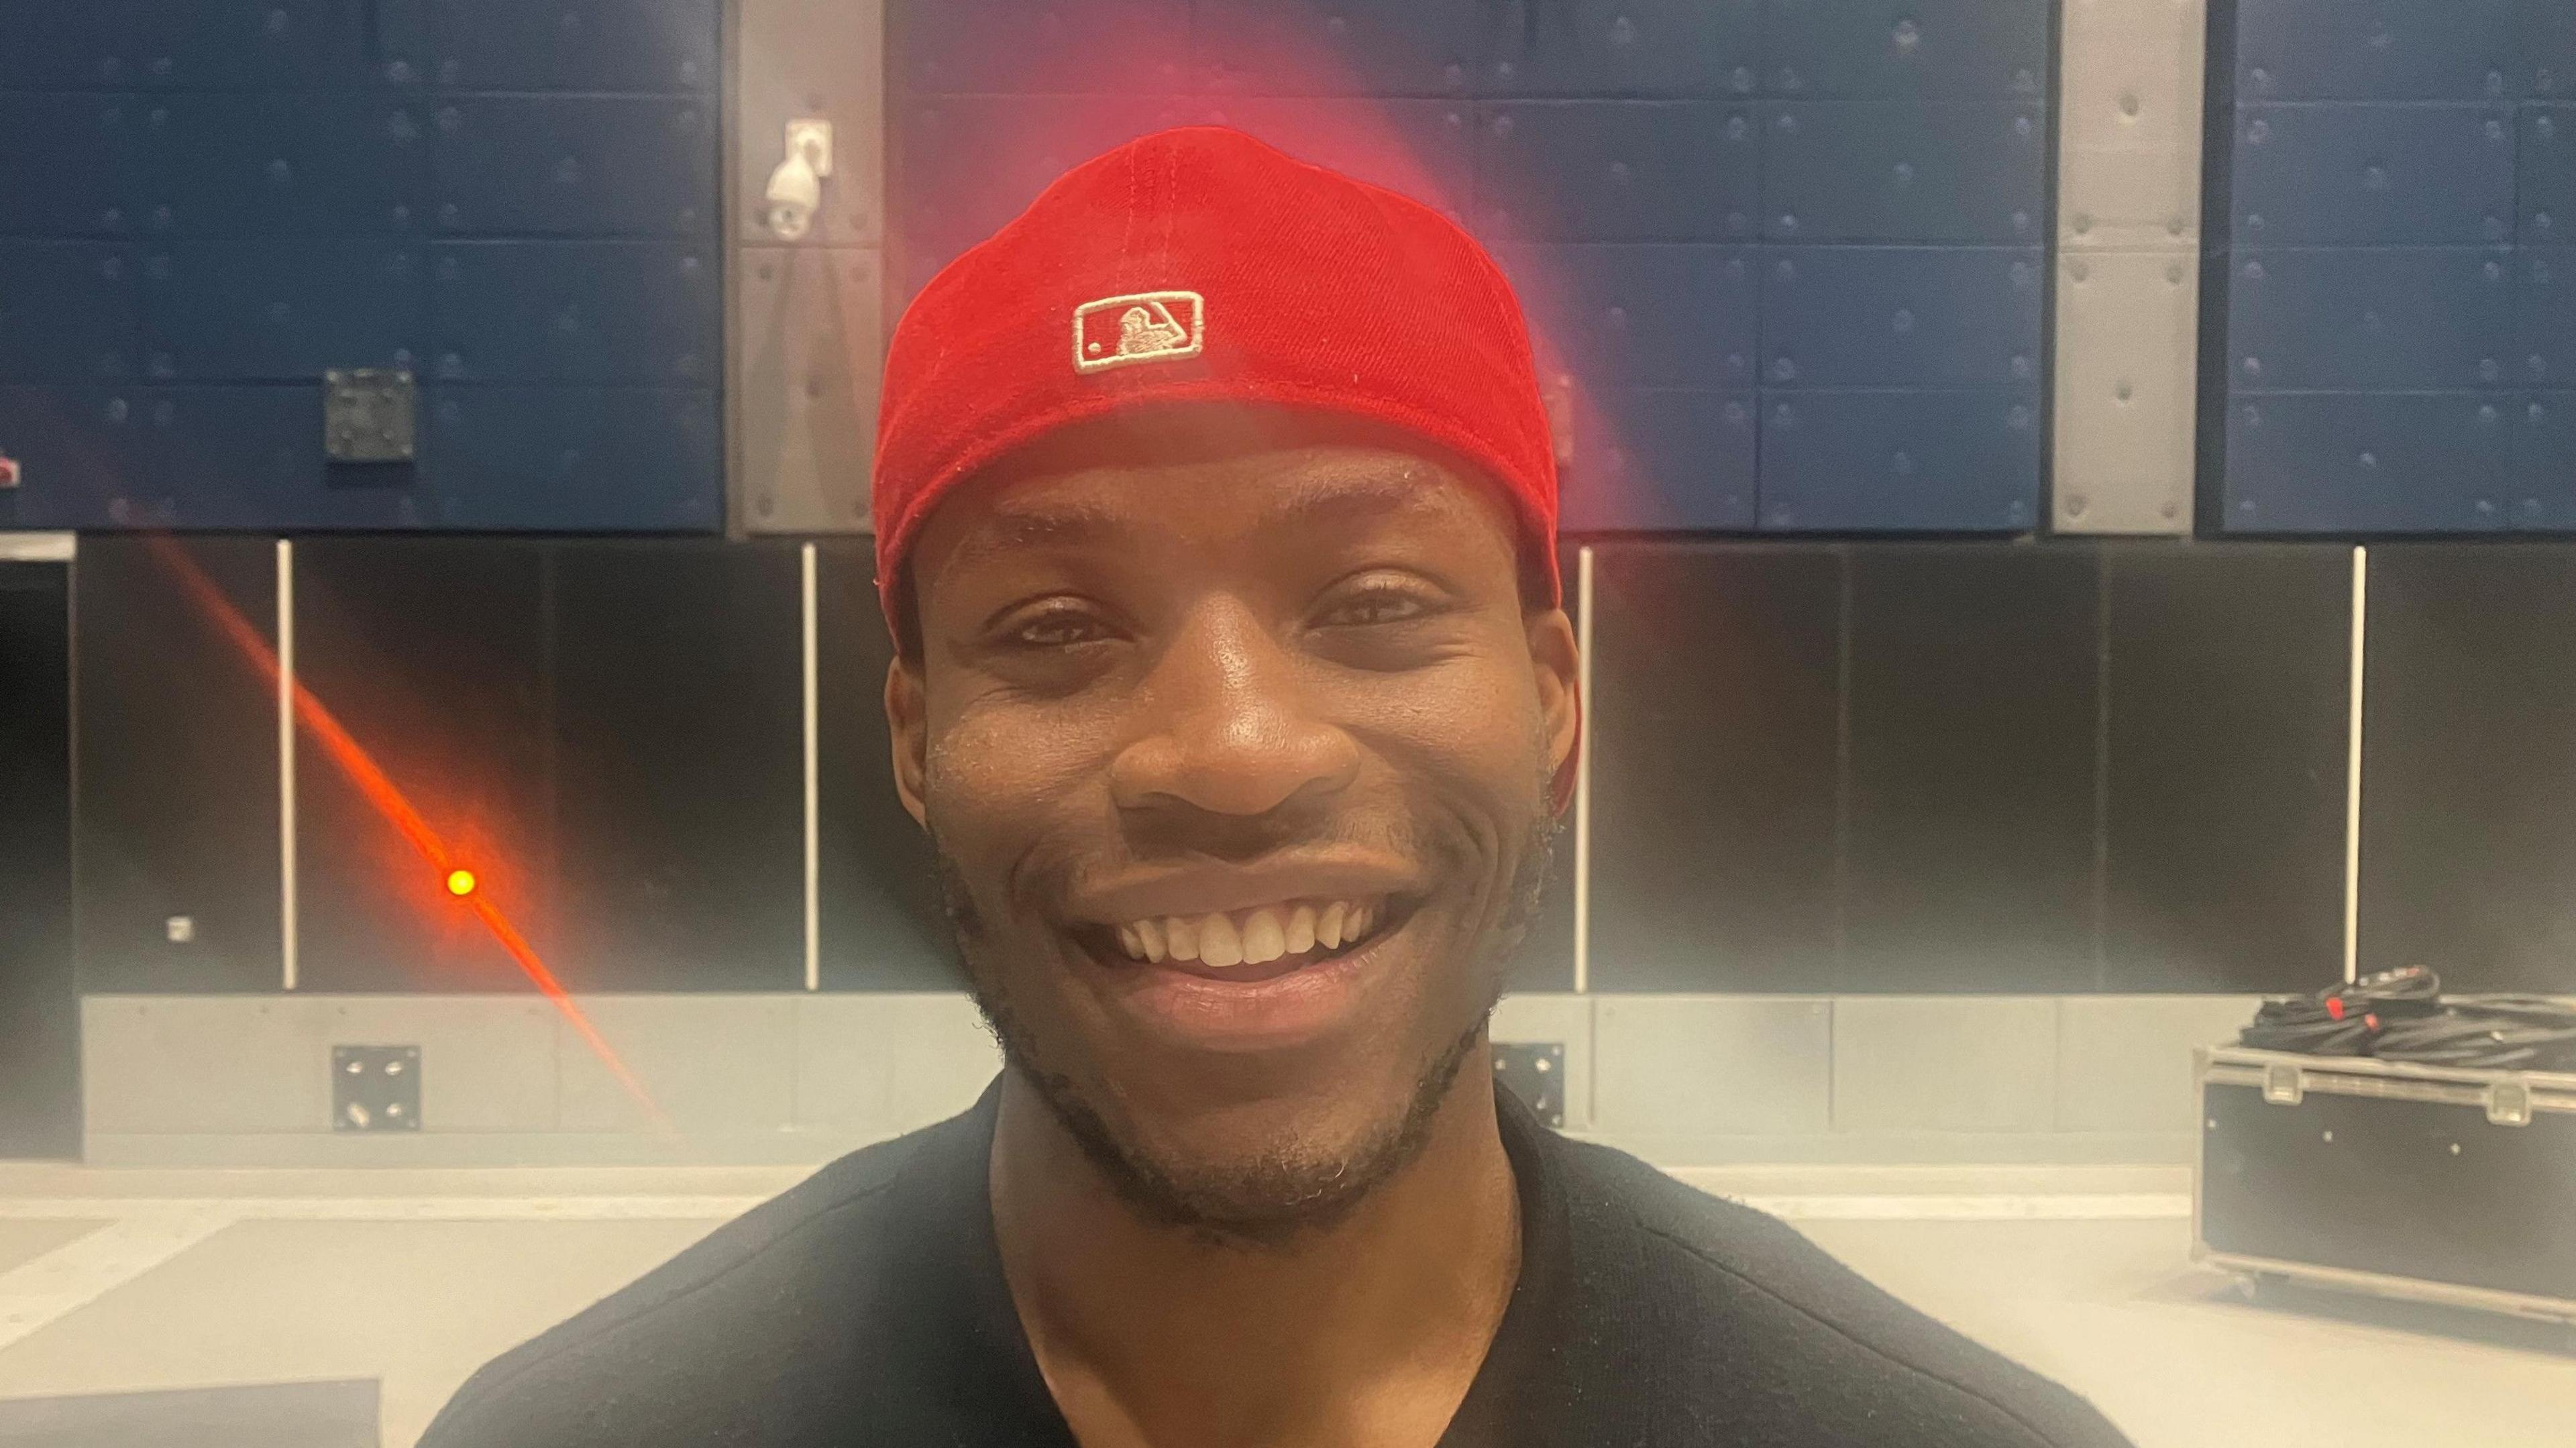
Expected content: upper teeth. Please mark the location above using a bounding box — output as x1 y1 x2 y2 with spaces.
1114 899 1381 968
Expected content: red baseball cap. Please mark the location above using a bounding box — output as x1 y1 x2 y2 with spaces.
870 125 1561 627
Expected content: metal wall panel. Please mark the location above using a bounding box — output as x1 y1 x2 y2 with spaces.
1760 245 2043 388
1475 101 1758 242
2234 0 2517 101
423 386 721 530
431 0 720 92
2053 249 2197 533
2225 247 2513 391
1483 0 1758 99
1759 102 2045 243
144 241 423 382
1490 243 1758 390
0 243 139 384
736 0 884 251
2228 103 2514 246
2526 103 2573 243
2221 392 2513 532
0 97 156 237
1757 388 2041 531
430 241 716 384
2058 0 2204 253
1759 0 2049 101
430 96 716 237
735 247 879 533
1193 0 1482 97
1559 388 1757 531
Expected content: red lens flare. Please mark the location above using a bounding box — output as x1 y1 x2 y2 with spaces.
138 532 670 1133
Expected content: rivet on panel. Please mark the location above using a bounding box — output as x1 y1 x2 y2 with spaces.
2118 92 2140 119
2165 262 2185 284
2065 494 2088 518
2114 380 2133 402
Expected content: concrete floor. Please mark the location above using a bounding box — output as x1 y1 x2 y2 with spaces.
0 1162 2569 1447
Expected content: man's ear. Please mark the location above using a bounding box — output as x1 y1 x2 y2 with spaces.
1526 606 1581 814
885 655 931 829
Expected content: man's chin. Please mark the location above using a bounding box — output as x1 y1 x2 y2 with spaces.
994 1003 1491 1247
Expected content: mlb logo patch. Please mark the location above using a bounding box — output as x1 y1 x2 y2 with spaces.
1073 290 1205 374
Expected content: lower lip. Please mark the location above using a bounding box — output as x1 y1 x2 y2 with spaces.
1084 926 1400 1052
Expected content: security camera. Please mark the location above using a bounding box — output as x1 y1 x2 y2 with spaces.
764 119 833 241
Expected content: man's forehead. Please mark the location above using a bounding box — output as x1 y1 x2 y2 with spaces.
928 444 1495 565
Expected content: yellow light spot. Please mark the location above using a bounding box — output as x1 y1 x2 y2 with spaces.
446 869 477 897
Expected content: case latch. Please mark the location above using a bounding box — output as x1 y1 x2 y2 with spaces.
2485 1078 2533 1127
2262 1063 2304 1105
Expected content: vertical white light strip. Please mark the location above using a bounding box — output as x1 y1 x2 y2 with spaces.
1572 545 1595 995
2343 545 2368 985
276 539 299 992
801 543 822 992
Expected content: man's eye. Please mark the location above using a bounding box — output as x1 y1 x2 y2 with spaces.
1010 610 1112 648
1318 589 1431 628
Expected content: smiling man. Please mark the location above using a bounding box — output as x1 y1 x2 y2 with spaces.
423 128 2129 1448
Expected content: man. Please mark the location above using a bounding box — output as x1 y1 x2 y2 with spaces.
423 127 2129 1447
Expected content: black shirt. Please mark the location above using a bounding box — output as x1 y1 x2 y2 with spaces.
421 1080 2133 1447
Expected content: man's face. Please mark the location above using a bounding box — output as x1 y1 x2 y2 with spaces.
890 425 1578 1239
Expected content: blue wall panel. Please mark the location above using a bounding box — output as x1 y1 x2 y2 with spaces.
1193 0 1480 97
1759 0 2048 101
1760 103 2045 243
0 244 138 383
1474 102 1758 241
1491 243 1757 390
2525 105 2573 244
1485 0 1758 99
2229 103 2514 246
2222 393 2513 533
0 2 724 532
144 241 422 381
2518 394 2576 526
884 0 2052 533
0 98 154 237
152 94 429 236
2208 0 2576 533
1758 389 2040 531
2235 0 2518 101
1760 246 2042 388
429 0 718 93
2532 0 2576 99
429 97 716 237
1560 390 1757 532
2225 248 2512 391
424 387 720 530
2524 249 2576 389
430 242 716 384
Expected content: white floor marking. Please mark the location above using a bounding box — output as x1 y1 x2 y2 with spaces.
0 1215 233 1351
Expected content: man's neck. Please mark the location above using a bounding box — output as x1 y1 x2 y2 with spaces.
987 1062 1523 1448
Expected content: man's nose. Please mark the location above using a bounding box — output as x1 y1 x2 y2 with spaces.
1108 600 1361 823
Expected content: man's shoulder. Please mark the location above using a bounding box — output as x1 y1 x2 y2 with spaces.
417 1112 969 1447
1547 1134 2132 1448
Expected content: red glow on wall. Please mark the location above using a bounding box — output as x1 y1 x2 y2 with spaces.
140 533 671 1133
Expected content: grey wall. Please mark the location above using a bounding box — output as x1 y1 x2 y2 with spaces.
83 990 2253 1167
